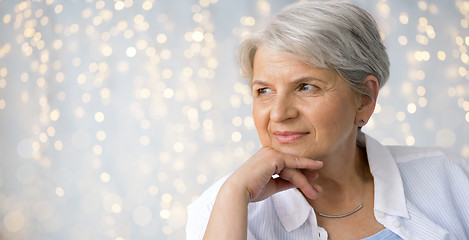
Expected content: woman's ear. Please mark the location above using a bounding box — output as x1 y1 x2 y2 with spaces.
355 75 379 127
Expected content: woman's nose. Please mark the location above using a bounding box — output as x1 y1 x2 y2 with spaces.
270 95 299 122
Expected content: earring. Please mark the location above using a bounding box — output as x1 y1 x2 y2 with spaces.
359 119 365 126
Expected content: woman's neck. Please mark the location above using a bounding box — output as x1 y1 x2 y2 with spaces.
306 145 368 210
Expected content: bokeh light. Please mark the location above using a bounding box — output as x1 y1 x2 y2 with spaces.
0 1 468 239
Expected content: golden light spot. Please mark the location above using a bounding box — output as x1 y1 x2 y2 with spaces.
82 8 92 18
140 119 150 129
163 88 174 98
418 17 428 26
112 204 122 213
203 119 213 129
95 112 104 123
160 49 171 59
407 103 417 113
406 136 415 146
140 136 150 146
3 14 11 24
101 88 111 99
149 185 159 195
126 47 136 57
140 88 151 99
461 53 469 64
191 30 204 42
396 112 406 122
101 44 112 57
456 36 464 45
188 108 198 121
437 51 446 61
100 172 110 182
244 116 255 128
96 130 106 141
463 101 469 111
461 19 469 28
418 97 427 107
24 28 35 38
459 67 467 77
50 109 60 121
257 0 271 12
54 4 63 14
240 16 256 26
93 145 103 155
161 69 172 79
160 209 170 219
196 174 207 184
173 142 184 152
56 187 65 196
82 93 91 103
231 131 242 142
416 70 426 80
156 34 167 44
417 86 426 96
200 100 212 111
162 226 172 235
142 1 153 10
193 13 203 23
135 40 147 50
96 0 106 9
54 140 63 151
398 36 407 45
206 57 218 69
3 211 25 232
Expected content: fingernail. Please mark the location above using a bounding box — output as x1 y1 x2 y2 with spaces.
313 184 322 193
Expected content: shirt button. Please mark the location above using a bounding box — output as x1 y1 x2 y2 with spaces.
375 211 385 219
393 220 401 227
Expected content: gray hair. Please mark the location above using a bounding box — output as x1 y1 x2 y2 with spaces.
237 1 390 99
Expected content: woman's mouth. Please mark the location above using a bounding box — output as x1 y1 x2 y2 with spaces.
273 131 309 143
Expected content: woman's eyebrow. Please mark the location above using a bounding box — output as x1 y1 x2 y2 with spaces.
251 77 328 87
292 77 326 84
251 80 269 86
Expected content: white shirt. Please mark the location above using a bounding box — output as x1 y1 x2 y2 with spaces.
186 133 469 239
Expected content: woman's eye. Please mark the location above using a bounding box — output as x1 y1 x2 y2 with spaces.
257 88 272 95
299 83 316 91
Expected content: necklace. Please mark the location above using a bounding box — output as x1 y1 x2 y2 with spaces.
317 164 366 218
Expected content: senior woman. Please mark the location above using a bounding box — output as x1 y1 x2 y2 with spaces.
186 2 469 240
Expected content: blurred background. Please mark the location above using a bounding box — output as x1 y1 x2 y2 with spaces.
0 0 468 239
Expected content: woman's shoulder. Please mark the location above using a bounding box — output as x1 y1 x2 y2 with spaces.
186 175 230 239
385 145 469 197
387 145 469 173
187 175 229 213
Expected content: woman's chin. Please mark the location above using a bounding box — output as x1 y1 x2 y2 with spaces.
272 145 318 159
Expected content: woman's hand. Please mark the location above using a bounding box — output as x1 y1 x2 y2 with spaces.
226 146 323 202
203 147 323 240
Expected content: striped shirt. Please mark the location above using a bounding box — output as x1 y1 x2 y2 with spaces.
186 133 469 239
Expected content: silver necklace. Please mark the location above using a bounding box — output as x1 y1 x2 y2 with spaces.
317 165 366 218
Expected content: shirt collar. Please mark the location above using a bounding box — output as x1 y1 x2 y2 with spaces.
361 132 410 219
272 188 313 232
271 132 410 233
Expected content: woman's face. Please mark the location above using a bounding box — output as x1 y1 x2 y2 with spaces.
252 46 360 160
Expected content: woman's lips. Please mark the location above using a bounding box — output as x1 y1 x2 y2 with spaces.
273 131 309 143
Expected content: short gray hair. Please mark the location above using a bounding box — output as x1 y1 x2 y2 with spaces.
237 1 390 99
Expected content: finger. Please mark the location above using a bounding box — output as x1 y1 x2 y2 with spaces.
313 184 323 194
278 168 319 199
274 155 323 173
302 169 319 181
249 177 295 202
